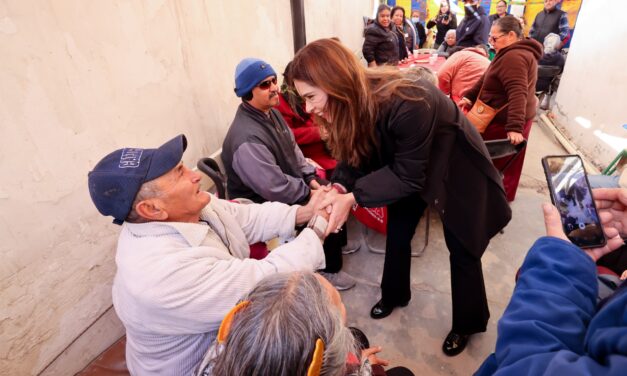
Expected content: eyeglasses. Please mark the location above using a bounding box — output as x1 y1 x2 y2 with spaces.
488 33 506 43
257 77 277 90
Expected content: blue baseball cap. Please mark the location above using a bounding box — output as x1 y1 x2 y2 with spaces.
88 134 187 225
234 58 276 97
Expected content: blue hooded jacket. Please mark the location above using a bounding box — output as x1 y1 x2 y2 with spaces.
476 237 627 375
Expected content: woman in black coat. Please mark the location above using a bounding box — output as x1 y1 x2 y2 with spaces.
290 39 511 357
426 0 458 48
363 4 399 67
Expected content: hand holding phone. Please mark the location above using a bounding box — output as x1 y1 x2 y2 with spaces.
542 155 606 248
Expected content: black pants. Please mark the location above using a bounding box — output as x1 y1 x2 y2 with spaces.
381 194 490 335
322 225 346 273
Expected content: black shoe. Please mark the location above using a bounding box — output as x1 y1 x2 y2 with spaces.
442 331 470 356
369 299 409 319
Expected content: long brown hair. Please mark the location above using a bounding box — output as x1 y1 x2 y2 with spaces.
289 38 425 167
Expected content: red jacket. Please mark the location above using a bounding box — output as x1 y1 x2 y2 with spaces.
276 94 337 171
438 47 490 103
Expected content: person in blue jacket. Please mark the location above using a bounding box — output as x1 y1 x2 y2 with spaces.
476 187 627 375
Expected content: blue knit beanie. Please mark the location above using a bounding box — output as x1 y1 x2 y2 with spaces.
234 58 277 97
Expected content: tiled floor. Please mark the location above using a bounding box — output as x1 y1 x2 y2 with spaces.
340 119 566 375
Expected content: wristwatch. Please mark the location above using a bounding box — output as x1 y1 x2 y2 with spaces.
306 215 328 240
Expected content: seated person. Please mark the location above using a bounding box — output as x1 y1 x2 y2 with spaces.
199 271 414 376
87 134 329 375
437 29 456 57
406 65 438 86
438 45 490 103
476 188 627 375
536 32 566 92
222 58 356 290
277 62 337 175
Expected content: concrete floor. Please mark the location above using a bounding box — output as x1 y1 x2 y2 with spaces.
340 118 566 375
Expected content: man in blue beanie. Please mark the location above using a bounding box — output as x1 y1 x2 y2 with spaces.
222 57 357 291
87 134 330 375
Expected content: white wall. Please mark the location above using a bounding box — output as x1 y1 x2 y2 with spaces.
553 0 627 167
304 0 372 56
0 1 370 374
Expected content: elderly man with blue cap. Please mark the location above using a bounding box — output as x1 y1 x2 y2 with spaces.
221 57 357 292
87 134 330 376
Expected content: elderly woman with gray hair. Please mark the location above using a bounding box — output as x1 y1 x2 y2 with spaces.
197 272 414 376
437 29 457 57
536 32 565 92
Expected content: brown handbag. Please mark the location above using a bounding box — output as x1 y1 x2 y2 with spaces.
466 86 507 133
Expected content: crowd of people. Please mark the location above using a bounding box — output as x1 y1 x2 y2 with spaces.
83 1 627 375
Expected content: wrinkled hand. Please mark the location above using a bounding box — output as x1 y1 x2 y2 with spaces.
457 97 472 111
316 189 355 236
507 131 525 145
361 346 389 367
296 189 327 225
543 199 624 262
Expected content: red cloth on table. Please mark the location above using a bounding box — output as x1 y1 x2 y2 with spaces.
482 119 533 202
398 55 447 72
276 94 337 171
351 205 387 235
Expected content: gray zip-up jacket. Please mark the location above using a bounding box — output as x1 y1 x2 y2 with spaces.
222 102 317 205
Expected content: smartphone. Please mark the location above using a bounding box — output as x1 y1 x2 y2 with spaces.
542 155 606 248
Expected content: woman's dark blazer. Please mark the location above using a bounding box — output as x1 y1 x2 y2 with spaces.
333 82 511 257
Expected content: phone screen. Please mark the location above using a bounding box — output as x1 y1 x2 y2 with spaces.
542 155 606 248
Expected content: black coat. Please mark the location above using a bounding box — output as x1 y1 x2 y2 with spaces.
414 22 427 48
363 22 399 65
333 82 511 257
427 12 458 45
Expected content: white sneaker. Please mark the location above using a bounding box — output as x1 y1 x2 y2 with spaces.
318 271 357 291
366 228 386 254
342 238 362 254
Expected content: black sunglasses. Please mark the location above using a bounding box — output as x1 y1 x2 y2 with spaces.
257 77 278 90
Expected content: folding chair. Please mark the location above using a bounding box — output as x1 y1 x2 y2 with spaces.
484 138 528 176
421 139 527 252
197 157 227 199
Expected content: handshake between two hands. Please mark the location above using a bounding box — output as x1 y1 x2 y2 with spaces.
302 184 357 239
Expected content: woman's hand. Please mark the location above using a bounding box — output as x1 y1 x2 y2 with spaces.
361 346 389 367
457 97 472 110
296 189 327 225
317 190 355 236
507 131 525 145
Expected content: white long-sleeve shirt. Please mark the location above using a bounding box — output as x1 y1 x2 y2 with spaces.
112 195 325 375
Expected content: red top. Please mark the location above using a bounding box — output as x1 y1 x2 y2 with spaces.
275 94 337 171
438 47 490 103
398 55 447 72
